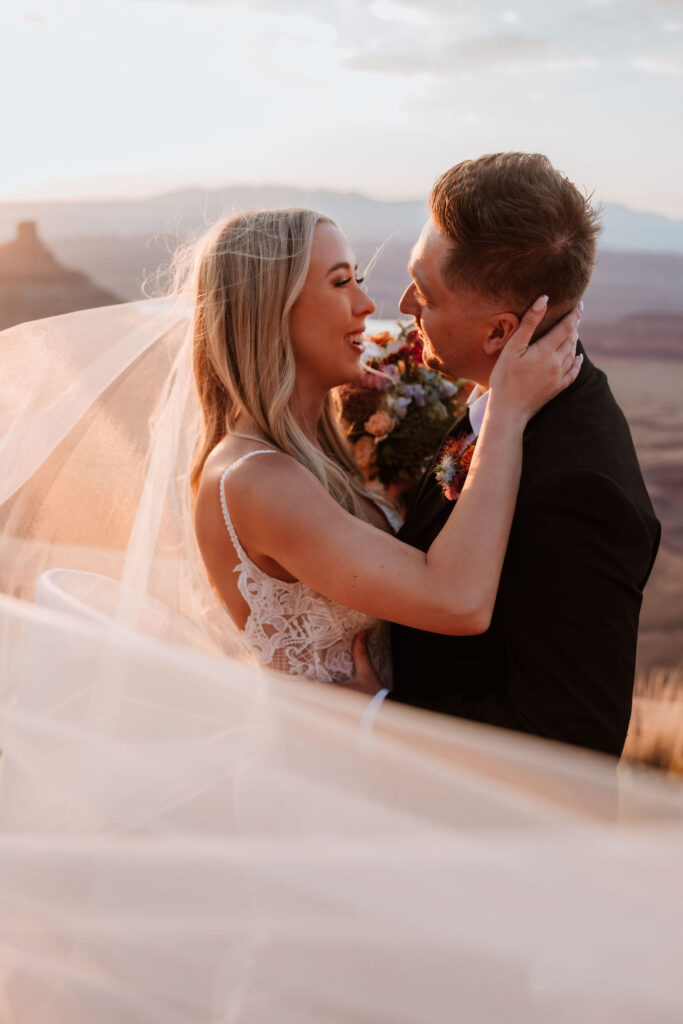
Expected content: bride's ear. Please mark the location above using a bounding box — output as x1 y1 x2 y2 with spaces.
483 312 519 355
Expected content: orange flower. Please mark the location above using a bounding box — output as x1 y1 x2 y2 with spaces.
354 435 377 476
369 331 394 347
460 444 476 471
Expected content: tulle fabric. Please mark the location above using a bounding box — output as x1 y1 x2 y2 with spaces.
0 299 239 652
1 302 683 1022
2 593 683 1022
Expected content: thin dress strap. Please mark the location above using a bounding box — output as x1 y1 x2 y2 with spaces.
219 450 280 563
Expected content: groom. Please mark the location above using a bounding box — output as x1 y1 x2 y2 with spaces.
390 152 660 757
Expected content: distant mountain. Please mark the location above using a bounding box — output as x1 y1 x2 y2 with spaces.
1 186 683 254
0 221 120 330
599 205 683 254
0 187 426 248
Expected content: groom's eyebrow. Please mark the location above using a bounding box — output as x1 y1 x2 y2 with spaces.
409 264 432 299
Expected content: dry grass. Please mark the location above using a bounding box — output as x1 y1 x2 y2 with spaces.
594 356 683 779
623 667 683 776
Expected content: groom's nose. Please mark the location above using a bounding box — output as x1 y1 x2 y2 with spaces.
399 282 417 317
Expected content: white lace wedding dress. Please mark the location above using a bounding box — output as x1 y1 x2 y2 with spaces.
220 450 396 687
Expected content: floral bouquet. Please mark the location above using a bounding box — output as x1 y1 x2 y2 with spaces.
337 322 470 504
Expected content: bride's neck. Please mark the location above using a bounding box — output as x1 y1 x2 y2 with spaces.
231 407 322 447
230 378 326 444
289 384 325 440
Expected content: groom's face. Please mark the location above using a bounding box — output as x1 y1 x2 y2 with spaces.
400 219 498 385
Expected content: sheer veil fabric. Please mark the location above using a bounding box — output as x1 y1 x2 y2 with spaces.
0 298 238 652
1 302 683 1022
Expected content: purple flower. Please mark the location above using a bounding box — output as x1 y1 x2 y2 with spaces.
402 384 427 407
387 395 412 420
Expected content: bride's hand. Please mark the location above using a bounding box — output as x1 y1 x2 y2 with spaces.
488 296 583 424
341 632 383 696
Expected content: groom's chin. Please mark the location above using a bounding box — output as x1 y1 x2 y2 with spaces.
422 350 443 372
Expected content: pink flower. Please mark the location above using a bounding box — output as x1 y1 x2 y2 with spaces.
364 410 396 441
360 371 388 391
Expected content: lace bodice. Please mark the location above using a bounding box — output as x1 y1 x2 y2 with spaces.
220 451 394 686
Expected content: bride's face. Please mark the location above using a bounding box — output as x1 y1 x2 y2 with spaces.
289 222 375 392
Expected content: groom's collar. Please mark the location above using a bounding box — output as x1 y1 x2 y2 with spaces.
466 385 489 438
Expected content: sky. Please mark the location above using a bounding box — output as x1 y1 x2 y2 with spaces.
1 0 682 216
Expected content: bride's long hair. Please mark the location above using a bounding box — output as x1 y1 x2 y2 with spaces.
187 208 366 515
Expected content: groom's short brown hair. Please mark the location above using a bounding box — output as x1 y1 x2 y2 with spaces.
429 152 601 314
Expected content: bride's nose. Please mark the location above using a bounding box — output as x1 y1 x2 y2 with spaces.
354 285 375 318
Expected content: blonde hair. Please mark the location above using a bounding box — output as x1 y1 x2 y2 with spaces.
187 207 366 514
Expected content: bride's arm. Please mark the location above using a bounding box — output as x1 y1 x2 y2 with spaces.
229 299 581 635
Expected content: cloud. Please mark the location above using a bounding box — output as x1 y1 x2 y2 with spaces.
371 0 475 15
127 0 225 4
370 0 437 26
125 0 337 13
344 38 437 77
446 34 597 72
634 54 683 72
599 0 683 7
346 33 599 76
125 0 477 28
121 0 657 82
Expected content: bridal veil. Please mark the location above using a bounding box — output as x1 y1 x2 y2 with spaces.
1 301 682 1022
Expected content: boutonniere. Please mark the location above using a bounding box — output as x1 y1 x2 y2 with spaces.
434 432 477 501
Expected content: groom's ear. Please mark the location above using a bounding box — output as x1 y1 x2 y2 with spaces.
482 312 520 355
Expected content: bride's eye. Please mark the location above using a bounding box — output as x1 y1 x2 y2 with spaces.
334 275 366 288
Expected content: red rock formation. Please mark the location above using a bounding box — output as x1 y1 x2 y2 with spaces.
0 221 120 330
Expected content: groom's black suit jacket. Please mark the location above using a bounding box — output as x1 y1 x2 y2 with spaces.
390 345 660 756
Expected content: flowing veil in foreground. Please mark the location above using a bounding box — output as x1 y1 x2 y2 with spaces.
1 301 682 1022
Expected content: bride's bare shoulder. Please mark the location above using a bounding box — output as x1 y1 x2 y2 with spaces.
195 440 316 534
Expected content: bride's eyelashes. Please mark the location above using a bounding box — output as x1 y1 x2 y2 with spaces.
334 276 366 287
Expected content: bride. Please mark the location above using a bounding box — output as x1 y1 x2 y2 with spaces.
189 207 581 690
